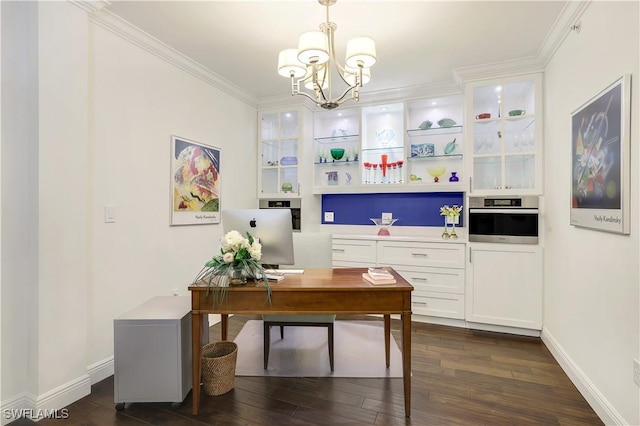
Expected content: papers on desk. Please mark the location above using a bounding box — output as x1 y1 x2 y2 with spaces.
264 269 305 275
277 269 305 274
264 273 285 282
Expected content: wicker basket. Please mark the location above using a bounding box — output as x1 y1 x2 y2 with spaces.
201 341 238 396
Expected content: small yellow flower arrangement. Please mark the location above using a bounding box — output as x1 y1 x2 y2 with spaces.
439 205 463 239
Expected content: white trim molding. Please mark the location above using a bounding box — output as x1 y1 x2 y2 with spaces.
0 375 90 424
541 327 625 425
87 7 257 108
87 356 114 385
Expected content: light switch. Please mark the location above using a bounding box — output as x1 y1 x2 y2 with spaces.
104 206 116 223
324 212 334 223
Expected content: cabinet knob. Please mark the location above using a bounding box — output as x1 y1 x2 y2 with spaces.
413 301 428 306
412 277 428 282
411 253 428 257
332 248 345 252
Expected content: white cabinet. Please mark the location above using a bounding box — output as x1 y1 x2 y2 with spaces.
114 296 195 407
332 238 377 267
332 236 465 320
465 74 543 195
405 95 465 189
311 97 470 194
466 243 542 330
313 107 361 190
259 109 303 197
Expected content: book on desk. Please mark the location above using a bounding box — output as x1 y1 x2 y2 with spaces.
362 268 397 285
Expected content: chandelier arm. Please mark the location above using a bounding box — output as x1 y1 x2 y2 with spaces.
292 76 323 104
332 83 360 106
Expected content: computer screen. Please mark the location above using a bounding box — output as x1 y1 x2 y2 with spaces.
221 208 295 266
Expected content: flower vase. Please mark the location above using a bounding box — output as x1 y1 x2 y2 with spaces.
228 265 247 286
442 217 450 239
449 221 458 240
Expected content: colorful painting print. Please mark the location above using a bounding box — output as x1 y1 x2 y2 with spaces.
570 74 631 234
170 135 221 225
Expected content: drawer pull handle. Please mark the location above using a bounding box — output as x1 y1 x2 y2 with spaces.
411 253 428 257
413 301 428 306
332 248 345 252
412 277 428 282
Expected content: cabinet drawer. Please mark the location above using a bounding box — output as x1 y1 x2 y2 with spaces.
412 292 464 319
377 241 465 269
332 239 377 264
394 266 464 294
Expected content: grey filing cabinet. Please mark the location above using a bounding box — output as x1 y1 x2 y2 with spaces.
114 296 207 409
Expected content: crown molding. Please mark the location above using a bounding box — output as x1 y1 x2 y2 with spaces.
536 0 591 67
88 8 258 108
453 1 592 86
69 0 110 14
453 55 544 86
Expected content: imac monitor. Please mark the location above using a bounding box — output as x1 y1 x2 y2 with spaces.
221 209 294 266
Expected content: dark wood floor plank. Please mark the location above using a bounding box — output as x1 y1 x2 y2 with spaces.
15 315 603 426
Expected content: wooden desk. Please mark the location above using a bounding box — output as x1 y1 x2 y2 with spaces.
189 267 413 417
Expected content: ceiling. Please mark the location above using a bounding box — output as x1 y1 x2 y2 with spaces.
104 0 569 104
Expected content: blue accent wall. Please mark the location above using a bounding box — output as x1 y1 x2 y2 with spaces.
321 192 464 226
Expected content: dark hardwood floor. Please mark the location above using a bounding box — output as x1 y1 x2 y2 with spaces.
15 315 603 425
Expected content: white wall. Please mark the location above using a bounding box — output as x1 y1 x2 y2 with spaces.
542 1 639 424
1 0 39 404
87 17 258 367
1 1 258 420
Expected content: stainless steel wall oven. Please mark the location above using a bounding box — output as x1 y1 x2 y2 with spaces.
468 196 539 244
259 199 301 231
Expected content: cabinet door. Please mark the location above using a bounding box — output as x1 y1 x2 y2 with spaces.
466 74 542 195
259 110 300 197
466 243 542 330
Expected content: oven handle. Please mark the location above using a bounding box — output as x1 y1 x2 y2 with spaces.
469 208 539 214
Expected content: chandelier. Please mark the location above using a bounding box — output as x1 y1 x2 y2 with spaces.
277 0 377 110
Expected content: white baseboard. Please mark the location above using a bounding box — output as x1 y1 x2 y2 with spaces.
541 328 624 425
87 356 114 385
1 375 91 424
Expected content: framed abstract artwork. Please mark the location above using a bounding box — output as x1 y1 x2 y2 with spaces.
170 135 221 226
570 74 631 234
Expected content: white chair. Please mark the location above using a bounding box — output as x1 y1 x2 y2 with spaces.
263 233 335 370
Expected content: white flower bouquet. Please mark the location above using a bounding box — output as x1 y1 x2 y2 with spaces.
193 230 271 305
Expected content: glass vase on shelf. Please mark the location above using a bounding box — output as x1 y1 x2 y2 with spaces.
449 221 458 240
442 217 450 240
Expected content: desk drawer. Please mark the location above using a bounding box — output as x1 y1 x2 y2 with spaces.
332 239 377 264
412 292 464 319
377 241 465 269
394 266 464 294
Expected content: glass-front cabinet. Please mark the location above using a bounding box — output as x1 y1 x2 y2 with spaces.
259 109 300 197
361 102 405 186
465 74 542 194
313 107 360 190
405 95 464 188
311 98 466 193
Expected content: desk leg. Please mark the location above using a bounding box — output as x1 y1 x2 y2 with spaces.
191 312 202 415
221 314 228 341
402 312 411 418
384 314 390 368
